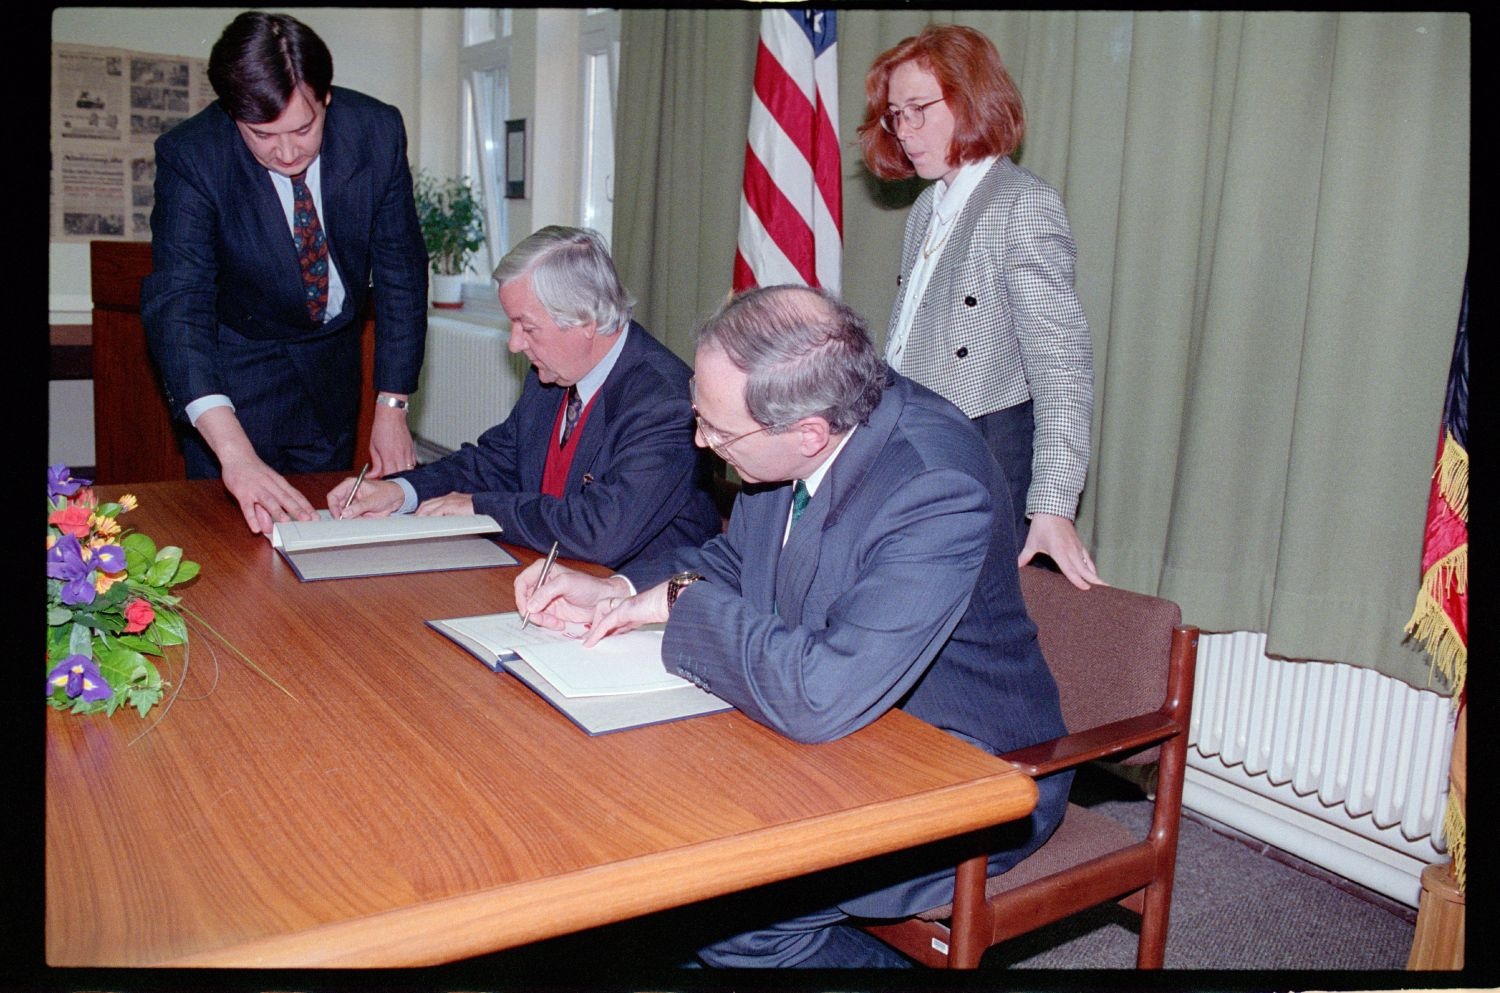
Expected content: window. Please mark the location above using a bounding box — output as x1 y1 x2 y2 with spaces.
459 10 513 277
579 9 619 245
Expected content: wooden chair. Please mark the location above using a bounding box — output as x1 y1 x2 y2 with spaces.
864 565 1199 969
88 240 379 484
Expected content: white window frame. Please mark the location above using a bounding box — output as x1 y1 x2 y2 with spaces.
578 8 619 245
459 9 513 280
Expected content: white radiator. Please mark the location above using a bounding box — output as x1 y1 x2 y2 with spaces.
409 313 528 453
1183 631 1455 907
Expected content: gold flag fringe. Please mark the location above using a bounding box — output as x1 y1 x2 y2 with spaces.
1443 785 1465 892
1435 430 1468 524
1405 544 1467 699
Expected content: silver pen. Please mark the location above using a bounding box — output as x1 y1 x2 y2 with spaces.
520 540 560 631
340 462 370 517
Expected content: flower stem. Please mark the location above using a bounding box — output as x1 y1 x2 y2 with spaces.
179 606 299 701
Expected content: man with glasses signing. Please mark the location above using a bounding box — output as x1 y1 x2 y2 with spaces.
515 285 1069 967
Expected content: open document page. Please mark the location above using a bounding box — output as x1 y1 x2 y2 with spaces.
428 612 732 735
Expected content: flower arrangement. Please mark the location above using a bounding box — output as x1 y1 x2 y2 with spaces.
46 465 198 717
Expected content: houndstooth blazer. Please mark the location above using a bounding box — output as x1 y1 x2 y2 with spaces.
888 156 1094 520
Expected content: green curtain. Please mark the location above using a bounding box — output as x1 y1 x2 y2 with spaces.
614 10 1470 689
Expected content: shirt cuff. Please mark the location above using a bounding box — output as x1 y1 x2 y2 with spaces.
392 477 419 514
612 574 638 597
184 394 233 426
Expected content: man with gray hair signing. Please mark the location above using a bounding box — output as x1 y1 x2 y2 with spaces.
331 226 720 583
515 284 1070 967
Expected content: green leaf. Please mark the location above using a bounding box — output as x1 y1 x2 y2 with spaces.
153 609 188 646
170 559 201 586
47 625 73 663
145 546 184 587
68 623 95 657
47 605 72 626
94 639 149 691
114 633 161 655
122 532 158 577
124 659 163 714
128 684 164 718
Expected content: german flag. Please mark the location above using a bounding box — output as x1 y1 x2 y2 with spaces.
1405 271 1467 890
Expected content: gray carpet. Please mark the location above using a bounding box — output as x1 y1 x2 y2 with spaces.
980 766 1418 971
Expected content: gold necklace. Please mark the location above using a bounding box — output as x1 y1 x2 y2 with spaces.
922 219 951 259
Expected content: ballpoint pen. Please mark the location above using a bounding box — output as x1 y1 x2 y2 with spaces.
520 540 560 631
340 462 370 517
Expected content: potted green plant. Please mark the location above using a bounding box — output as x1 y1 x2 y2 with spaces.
414 170 486 308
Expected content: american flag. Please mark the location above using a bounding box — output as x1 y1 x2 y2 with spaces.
733 9 841 293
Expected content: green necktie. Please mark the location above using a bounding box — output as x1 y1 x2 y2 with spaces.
791 479 810 525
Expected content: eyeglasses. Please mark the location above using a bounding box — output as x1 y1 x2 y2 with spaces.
688 377 777 459
693 410 773 460
879 97 945 135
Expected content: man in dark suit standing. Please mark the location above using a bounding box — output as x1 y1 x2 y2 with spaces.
514 284 1070 966
330 226 721 584
141 11 428 535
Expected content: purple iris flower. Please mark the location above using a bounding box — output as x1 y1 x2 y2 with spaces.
91 542 126 574
47 534 98 605
48 464 91 500
47 654 112 702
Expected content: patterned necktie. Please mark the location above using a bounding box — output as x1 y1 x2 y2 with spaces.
790 480 811 526
291 173 330 323
559 385 583 448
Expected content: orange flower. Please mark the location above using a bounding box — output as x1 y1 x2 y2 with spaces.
91 513 121 539
118 493 138 512
95 571 122 595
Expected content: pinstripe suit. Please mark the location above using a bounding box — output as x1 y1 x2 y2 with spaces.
662 373 1069 964
888 156 1093 524
142 87 428 475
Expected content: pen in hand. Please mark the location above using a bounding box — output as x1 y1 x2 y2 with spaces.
340 462 370 518
520 540 560 631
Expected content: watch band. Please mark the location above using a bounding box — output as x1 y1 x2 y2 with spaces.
666 571 704 612
376 394 409 410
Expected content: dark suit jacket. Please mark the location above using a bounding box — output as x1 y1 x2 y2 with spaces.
400 323 721 581
141 86 428 446
661 372 1070 917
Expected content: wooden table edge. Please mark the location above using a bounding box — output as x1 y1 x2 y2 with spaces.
132 768 1037 968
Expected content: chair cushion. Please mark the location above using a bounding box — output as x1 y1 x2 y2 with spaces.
916 803 1137 921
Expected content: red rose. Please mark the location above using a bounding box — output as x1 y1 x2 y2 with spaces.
123 599 155 634
47 504 93 539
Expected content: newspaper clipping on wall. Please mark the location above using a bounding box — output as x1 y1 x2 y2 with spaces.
51 43 215 242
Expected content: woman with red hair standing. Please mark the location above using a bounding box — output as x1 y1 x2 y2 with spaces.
860 24 1102 590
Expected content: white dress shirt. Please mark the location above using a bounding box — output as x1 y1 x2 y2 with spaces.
885 155 999 371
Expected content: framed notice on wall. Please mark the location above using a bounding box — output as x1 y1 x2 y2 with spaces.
505 118 526 199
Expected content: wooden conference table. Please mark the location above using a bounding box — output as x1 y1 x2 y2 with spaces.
46 473 1038 968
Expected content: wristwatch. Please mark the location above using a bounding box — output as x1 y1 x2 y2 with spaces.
666 571 704 612
376 394 409 410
